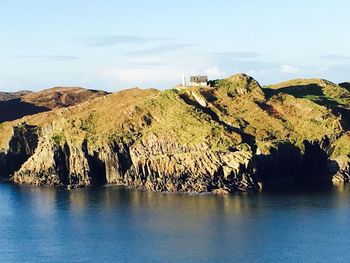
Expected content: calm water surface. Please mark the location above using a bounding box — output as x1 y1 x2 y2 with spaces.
1 182 350 263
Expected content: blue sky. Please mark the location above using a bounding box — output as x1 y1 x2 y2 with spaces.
1 0 350 91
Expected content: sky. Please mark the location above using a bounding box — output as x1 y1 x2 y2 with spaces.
1 0 350 92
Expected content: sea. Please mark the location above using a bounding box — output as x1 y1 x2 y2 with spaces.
1 182 350 263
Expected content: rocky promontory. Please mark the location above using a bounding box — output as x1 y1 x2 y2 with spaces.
1 74 350 194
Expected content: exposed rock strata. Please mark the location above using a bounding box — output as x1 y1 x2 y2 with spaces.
8 127 255 194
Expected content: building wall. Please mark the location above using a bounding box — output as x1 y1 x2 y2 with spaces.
190 81 208 87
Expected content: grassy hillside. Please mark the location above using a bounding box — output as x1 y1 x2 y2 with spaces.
264 78 350 108
0 75 343 151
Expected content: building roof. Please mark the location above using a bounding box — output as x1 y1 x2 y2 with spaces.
190 76 208 83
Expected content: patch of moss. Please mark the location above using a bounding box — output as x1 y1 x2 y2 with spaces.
331 134 350 158
52 133 64 145
80 113 96 133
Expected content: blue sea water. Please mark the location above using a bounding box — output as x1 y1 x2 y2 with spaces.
0 182 350 263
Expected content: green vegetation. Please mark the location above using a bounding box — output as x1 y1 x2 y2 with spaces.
331 133 350 158
52 133 64 145
80 113 96 133
265 78 350 109
142 89 241 150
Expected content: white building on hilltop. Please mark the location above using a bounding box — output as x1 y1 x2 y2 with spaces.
189 76 208 87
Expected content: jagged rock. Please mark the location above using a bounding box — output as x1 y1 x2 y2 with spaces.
191 91 208 107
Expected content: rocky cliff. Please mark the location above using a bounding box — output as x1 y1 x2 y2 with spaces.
1 74 350 194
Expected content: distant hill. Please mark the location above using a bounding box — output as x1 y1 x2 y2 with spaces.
21 87 108 109
339 82 350 91
0 87 108 122
264 78 350 107
0 91 32 101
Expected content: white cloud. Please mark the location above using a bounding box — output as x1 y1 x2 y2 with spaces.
126 58 166 66
101 67 183 84
75 35 168 47
280 64 300 74
125 44 195 56
14 55 80 61
204 67 223 78
319 54 350 60
214 51 260 59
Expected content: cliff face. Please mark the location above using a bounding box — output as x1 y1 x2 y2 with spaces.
1 74 350 194
0 124 39 179
8 125 255 194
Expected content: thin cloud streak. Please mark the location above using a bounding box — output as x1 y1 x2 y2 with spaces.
125 44 195 56
213 51 261 59
14 55 80 61
280 64 300 74
319 54 350 60
75 35 169 47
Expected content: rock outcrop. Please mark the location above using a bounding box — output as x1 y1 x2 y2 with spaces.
0 124 39 178
8 125 256 194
